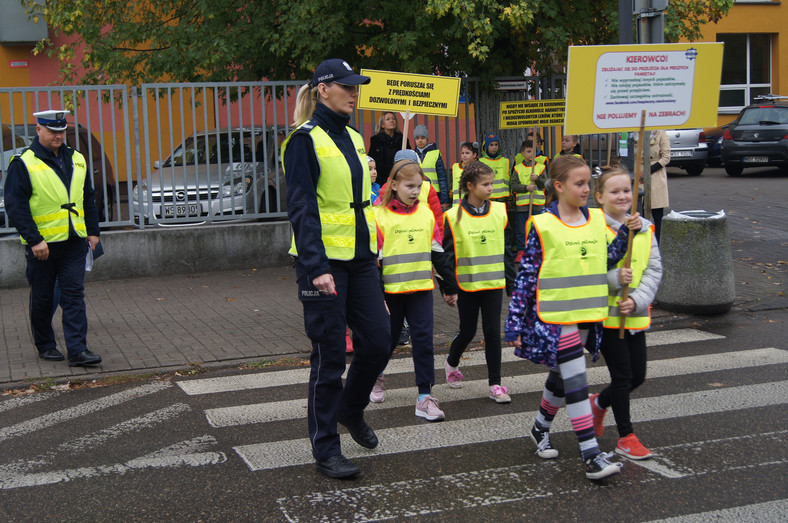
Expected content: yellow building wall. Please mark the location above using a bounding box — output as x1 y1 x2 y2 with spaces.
683 0 786 126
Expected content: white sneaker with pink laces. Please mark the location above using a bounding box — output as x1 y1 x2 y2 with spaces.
445 360 464 389
489 384 511 403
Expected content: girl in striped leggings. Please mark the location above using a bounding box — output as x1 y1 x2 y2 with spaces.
504 155 641 480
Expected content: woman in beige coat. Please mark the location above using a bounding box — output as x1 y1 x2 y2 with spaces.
648 129 670 240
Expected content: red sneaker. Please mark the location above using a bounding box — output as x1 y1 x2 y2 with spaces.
590 393 607 437
345 328 354 353
615 433 653 460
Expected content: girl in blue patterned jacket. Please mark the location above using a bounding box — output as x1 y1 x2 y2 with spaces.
504 155 641 481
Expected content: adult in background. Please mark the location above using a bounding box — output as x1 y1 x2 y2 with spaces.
283 59 390 479
647 129 670 241
368 111 410 187
3 109 102 367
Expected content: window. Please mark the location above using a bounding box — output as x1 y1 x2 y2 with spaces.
717 33 772 113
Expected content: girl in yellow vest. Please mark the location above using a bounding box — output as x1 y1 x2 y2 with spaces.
589 167 662 461
373 160 459 421
450 141 478 207
443 161 512 403
504 155 642 480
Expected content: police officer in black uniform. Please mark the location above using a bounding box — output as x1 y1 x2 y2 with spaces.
283 60 390 479
4 109 102 367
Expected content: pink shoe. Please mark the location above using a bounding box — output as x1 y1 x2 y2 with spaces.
444 360 464 389
369 375 385 403
590 393 607 437
415 395 445 421
345 328 353 353
489 384 511 403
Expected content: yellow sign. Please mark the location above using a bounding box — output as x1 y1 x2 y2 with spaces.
358 70 461 117
499 99 566 129
565 43 724 134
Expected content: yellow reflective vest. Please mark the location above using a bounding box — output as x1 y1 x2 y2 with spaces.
15 148 88 244
421 149 442 194
375 202 435 293
479 156 510 201
451 163 463 206
513 162 546 207
284 123 376 260
531 208 609 324
446 201 507 292
603 224 654 330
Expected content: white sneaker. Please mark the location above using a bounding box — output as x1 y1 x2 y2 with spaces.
369 375 385 403
445 360 464 389
489 384 511 403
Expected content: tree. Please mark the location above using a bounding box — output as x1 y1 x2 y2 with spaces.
27 0 733 86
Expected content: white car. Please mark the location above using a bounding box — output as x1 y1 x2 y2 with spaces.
132 127 286 226
665 128 708 176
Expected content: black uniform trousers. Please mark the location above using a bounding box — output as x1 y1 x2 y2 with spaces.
385 290 434 395
297 258 390 461
26 236 90 357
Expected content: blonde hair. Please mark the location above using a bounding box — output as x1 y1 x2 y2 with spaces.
375 111 400 134
545 154 588 206
293 83 321 127
380 160 424 206
594 166 632 203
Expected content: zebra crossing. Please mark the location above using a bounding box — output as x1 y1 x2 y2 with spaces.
1 327 786 520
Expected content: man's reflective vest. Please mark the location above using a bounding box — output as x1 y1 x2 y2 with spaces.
451 163 463 206
375 202 435 293
15 148 87 244
603 224 654 330
531 208 609 324
513 162 546 207
421 149 442 194
479 156 510 201
284 123 376 260
446 201 507 292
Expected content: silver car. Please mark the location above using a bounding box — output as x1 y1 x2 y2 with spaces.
132 127 286 225
665 128 708 176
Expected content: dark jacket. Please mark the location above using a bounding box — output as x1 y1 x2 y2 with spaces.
368 131 410 187
415 143 449 204
284 103 375 282
4 136 99 246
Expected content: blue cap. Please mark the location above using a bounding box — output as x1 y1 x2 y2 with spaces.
311 59 370 87
33 109 70 131
484 134 500 148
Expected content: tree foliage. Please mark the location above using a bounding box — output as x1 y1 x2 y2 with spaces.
26 0 733 86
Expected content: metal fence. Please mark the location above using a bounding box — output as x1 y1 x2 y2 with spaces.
1 76 620 233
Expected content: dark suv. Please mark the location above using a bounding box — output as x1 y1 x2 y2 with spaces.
721 95 788 176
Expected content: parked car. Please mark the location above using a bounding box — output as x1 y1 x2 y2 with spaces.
703 125 728 167
132 127 285 225
721 95 788 177
10 124 117 221
665 128 708 176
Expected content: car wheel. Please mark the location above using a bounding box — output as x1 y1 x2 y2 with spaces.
685 165 704 176
258 189 278 220
724 164 743 177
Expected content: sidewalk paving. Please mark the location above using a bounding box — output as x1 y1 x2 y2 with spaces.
1 254 783 388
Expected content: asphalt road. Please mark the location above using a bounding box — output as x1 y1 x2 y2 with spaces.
0 166 786 521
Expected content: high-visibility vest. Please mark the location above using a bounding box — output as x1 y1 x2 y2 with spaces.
552 152 582 161
421 149 441 193
446 201 507 292
451 163 463 206
603 224 654 330
375 202 435 293
513 162 546 207
514 153 549 167
283 123 376 260
531 208 609 324
479 156 510 201
15 148 88 244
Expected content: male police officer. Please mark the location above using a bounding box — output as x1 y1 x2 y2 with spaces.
4 109 102 366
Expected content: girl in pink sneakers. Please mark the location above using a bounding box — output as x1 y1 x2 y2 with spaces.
373 159 458 421
443 161 511 404
590 167 662 460
504 155 641 480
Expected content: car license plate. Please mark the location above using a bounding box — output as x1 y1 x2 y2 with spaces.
163 204 199 217
671 150 693 158
744 156 768 163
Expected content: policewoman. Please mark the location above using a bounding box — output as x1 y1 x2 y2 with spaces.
283 59 390 479
4 109 102 367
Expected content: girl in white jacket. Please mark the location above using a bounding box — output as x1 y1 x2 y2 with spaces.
590 167 663 460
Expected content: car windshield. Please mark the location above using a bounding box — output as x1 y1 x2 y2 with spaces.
163 132 255 167
739 106 788 126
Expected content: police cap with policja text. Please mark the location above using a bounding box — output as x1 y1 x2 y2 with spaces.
33 109 71 131
311 59 371 87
